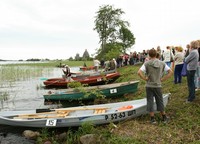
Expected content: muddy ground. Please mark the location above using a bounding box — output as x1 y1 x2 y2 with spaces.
0 125 35 144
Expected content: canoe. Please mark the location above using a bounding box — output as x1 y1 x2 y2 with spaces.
43 72 120 88
0 93 170 128
43 81 139 101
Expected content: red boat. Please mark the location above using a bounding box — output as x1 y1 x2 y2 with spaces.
43 72 120 88
79 66 95 71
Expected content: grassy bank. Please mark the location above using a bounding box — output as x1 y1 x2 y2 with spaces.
1 61 199 143
111 65 200 143
35 63 200 143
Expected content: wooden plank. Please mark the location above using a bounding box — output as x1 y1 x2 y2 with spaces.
54 107 109 111
14 114 64 119
18 111 57 117
15 107 109 118
93 109 106 114
15 111 71 119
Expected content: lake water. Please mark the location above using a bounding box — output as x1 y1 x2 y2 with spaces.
0 62 81 142
0 63 80 111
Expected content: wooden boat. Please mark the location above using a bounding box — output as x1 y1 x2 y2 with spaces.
71 69 117 78
79 66 95 71
43 72 120 88
0 93 170 128
43 81 139 101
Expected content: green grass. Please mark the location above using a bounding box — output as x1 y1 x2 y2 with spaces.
35 63 200 143
1 61 200 143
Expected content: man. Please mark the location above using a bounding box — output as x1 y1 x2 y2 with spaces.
137 49 173 124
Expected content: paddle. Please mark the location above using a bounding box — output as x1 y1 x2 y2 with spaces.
36 109 52 113
36 107 110 113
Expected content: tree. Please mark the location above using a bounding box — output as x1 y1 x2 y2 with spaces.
75 53 81 61
96 43 121 60
94 5 135 58
119 26 135 53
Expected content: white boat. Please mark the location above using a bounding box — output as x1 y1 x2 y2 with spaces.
0 93 170 128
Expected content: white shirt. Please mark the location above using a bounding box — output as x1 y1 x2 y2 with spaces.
140 63 170 73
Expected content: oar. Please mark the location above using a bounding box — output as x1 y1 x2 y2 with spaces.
35 107 110 113
36 108 52 113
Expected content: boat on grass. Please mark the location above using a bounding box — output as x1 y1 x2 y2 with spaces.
43 72 120 88
0 93 170 128
43 81 139 101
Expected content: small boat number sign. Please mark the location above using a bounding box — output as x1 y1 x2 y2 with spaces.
105 110 136 121
110 88 117 94
46 119 57 126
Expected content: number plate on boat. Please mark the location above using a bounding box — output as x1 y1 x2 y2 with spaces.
46 119 57 126
110 88 117 94
105 110 136 121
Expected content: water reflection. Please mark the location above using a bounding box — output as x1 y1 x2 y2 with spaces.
0 66 80 111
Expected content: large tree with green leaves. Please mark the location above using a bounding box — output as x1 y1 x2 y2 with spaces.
94 5 135 60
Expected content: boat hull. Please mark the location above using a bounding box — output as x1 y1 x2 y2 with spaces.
43 72 120 88
0 93 170 128
43 81 139 101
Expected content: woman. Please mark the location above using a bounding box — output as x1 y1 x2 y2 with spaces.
194 40 200 91
185 40 199 102
163 46 174 68
173 46 184 84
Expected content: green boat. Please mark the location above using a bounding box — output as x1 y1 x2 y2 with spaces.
43 80 139 101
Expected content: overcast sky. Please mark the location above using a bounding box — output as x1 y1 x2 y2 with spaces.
0 0 200 60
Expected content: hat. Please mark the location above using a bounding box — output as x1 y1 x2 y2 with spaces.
64 65 69 68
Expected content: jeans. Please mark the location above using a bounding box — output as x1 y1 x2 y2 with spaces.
187 70 196 101
165 62 171 68
174 64 183 83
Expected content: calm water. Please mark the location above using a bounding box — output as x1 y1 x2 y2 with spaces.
0 62 80 142
0 63 79 111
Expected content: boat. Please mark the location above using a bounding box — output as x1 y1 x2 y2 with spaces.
43 81 139 101
79 66 95 71
70 69 117 78
43 72 120 88
0 93 170 128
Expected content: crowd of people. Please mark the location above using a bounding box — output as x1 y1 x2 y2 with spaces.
62 39 200 124
137 39 200 124
91 39 200 124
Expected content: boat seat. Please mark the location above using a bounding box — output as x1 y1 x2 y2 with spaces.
94 109 106 114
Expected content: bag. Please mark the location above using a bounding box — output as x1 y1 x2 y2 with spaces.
170 52 174 62
170 57 174 62
181 62 187 76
